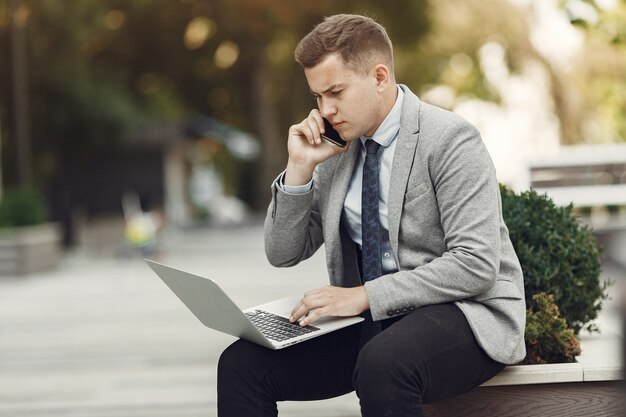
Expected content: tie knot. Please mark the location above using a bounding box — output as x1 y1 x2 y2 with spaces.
365 139 381 155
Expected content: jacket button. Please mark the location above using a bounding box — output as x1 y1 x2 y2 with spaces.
395 309 401 314
387 310 394 316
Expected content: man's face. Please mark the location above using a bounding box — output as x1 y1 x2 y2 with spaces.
304 53 384 141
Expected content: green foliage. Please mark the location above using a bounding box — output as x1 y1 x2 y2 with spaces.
0 188 48 228
523 292 581 365
1 0 434 200
500 184 608 333
558 0 626 143
42 67 145 149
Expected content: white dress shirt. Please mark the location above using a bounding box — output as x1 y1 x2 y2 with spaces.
280 86 405 274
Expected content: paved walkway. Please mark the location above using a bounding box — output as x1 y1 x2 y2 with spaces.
0 221 623 417
0 222 360 417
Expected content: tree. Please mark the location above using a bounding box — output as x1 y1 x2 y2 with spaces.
197 0 432 206
1 0 431 209
2 0 622 216
560 0 626 143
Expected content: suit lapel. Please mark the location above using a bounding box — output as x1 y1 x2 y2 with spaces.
388 86 421 257
325 141 360 280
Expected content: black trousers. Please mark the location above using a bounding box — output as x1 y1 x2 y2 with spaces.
217 303 504 417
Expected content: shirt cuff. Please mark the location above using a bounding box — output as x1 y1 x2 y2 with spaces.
276 171 313 195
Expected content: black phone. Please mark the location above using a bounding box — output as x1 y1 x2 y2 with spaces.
321 118 347 148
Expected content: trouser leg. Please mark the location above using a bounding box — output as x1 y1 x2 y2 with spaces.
217 323 361 417
353 303 505 417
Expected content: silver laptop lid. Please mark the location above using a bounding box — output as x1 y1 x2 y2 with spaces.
146 260 364 349
146 260 272 348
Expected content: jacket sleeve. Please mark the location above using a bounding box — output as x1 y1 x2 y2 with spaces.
264 173 325 267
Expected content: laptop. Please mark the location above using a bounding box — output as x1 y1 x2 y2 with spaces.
146 260 364 349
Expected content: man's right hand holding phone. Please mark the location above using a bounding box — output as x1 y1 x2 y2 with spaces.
284 109 349 186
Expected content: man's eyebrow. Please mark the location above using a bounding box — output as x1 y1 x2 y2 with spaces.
310 84 344 95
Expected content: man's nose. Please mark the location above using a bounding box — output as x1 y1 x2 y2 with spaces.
318 100 337 118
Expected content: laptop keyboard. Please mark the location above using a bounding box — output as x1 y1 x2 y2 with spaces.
245 310 320 342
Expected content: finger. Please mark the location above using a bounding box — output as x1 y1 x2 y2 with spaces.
303 118 322 145
305 109 326 144
292 120 312 145
290 299 315 323
289 123 310 146
290 299 305 322
299 307 327 326
309 109 325 135
290 292 323 322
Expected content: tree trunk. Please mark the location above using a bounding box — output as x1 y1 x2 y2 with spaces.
251 53 287 210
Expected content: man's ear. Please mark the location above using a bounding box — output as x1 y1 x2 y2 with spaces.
373 64 391 90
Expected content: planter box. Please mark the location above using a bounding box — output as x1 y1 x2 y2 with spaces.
0 223 62 275
424 334 624 417
423 381 622 416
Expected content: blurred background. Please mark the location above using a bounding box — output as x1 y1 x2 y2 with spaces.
0 0 625 415
1 0 625 246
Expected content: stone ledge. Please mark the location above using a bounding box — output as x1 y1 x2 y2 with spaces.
481 333 623 387
482 362 583 386
577 333 624 382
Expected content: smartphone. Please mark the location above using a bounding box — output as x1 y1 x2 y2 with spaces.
321 118 347 148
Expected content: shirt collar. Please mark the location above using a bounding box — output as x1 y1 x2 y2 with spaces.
360 85 404 148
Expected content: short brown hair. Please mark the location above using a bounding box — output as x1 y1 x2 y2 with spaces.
295 14 394 76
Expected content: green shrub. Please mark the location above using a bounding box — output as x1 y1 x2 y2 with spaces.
523 292 581 364
0 188 48 228
500 185 608 333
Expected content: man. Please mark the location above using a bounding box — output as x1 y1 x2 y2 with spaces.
218 14 526 417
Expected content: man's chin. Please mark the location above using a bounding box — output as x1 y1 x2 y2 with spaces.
341 132 361 142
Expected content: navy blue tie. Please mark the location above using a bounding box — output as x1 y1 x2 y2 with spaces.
361 139 382 281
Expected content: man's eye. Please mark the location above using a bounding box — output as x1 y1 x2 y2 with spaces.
331 90 343 96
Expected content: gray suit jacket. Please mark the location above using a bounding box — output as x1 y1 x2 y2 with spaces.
264 85 526 364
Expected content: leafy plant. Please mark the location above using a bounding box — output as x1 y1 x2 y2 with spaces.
522 292 581 364
500 185 609 333
0 188 48 228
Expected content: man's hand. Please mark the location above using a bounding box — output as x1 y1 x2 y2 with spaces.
290 285 369 326
284 109 349 186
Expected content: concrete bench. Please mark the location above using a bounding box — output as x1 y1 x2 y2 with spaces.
423 333 624 416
